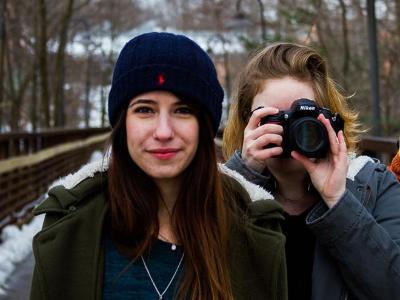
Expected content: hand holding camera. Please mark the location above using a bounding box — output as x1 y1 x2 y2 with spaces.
242 106 284 173
260 98 344 158
242 98 348 206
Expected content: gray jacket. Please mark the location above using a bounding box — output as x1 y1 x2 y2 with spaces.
225 151 400 300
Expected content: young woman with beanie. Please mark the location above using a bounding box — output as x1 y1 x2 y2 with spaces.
30 32 287 300
222 42 400 300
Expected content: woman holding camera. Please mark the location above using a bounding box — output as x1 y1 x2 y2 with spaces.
30 32 287 300
223 42 400 300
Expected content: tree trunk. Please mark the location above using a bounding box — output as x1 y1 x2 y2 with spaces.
31 62 38 132
84 53 92 128
256 0 266 43
339 0 350 90
7 40 33 131
38 0 50 128
4 0 35 132
313 1 339 77
100 85 106 128
31 5 38 132
5 32 17 130
0 0 5 132
394 0 400 35
53 0 74 128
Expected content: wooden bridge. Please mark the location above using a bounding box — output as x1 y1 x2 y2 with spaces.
0 128 110 232
0 129 398 233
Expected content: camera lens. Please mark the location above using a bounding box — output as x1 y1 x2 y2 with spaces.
289 118 328 157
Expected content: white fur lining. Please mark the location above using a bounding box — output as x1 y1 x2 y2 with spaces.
47 155 273 202
218 163 274 201
216 154 374 203
347 154 374 181
49 152 373 200
48 158 109 191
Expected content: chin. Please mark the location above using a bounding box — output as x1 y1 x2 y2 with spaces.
145 167 185 181
146 171 180 180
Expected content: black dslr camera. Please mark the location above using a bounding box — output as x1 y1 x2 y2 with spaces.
260 98 344 158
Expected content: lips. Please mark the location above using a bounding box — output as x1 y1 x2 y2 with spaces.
147 148 180 160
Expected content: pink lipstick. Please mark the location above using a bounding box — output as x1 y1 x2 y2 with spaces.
148 148 179 160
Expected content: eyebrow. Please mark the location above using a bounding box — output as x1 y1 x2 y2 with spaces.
128 98 184 108
128 99 156 108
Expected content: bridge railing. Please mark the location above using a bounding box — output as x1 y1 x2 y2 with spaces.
0 132 109 232
358 135 399 164
215 131 398 165
0 130 397 233
0 128 109 160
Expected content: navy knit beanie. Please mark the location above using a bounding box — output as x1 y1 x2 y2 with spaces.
108 32 224 134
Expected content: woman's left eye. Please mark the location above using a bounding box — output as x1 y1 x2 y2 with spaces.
134 106 153 114
175 106 194 115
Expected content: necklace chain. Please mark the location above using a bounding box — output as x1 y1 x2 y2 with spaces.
141 253 184 300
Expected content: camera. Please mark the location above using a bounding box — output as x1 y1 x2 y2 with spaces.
260 98 344 158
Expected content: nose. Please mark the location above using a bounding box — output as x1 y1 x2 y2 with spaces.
153 113 174 141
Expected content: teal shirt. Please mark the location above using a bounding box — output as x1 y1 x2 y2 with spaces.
103 235 184 300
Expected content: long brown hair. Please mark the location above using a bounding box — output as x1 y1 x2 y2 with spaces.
107 105 234 300
223 42 363 160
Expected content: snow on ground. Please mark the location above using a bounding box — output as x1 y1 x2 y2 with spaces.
0 150 104 294
0 215 44 294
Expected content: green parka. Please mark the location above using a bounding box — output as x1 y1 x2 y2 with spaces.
30 162 287 300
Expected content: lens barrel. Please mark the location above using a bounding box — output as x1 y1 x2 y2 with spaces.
289 117 329 157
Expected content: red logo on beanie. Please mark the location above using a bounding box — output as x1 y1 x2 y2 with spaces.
157 73 165 85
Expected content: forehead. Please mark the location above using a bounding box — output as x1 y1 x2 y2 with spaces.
252 77 315 110
128 90 181 106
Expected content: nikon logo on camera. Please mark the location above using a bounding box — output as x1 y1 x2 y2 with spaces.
300 106 316 111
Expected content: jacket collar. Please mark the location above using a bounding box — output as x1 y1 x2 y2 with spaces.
47 155 275 202
346 153 374 180
218 163 274 200
46 152 374 203
48 158 109 192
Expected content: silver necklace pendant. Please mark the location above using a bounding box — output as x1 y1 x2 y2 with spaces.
158 233 177 251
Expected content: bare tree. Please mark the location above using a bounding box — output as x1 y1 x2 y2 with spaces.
37 0 50 128
31 2 39 132
0 0 398 136
0 0 5 132
53 0 75 127
4 1 34 130
339 0 350 90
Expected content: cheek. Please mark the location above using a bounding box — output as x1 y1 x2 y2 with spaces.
188 123 200 149
177 121 199 159
125 121 146 150
190 133 199 156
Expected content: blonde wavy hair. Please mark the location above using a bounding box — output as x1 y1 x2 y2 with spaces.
222 42 363 160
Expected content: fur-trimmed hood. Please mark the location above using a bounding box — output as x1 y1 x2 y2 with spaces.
48 153 374 202
48 157 273 203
